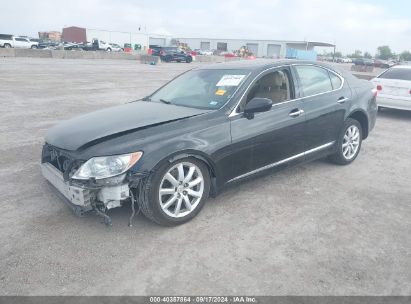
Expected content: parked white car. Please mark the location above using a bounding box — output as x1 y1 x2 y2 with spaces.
336 57 352 63
203 50 214 56
0 35 38 49
81 39 115 52
99 40 112 51
371 65 411 111
197 49 213 56
109 43 123 52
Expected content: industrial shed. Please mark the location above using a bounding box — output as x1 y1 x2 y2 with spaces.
175 37 334 59
62 26 171 50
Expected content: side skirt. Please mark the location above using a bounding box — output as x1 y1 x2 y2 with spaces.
226 141 336 184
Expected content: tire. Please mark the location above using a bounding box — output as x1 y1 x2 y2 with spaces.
186 56 193 63
106 48 112 52
164 55 172 62
4 44 11 48
329 118 362 165
138 157 211 226
176 60 181 63
31 45 37 49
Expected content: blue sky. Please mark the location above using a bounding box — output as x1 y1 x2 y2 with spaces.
1 0 410 55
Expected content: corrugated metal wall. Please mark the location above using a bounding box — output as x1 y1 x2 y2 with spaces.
62 27 87 43
62 26 171 49
86 29 149 49
176 38 288 57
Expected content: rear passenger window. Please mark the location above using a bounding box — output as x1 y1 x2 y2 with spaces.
378 68 411 81
295 66 333 97
329 72 342 89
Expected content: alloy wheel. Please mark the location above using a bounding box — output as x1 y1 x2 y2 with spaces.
158 162 204 218
342 125 360 160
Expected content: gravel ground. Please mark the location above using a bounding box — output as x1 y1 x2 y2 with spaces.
0 57 410 296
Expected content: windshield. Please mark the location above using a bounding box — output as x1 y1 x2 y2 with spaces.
378 68 411 81
149 69 249 109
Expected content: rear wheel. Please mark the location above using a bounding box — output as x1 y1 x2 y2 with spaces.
4 44 11 48
186 56 193 63
31 45 37 49
138 158 210 226
329 118 362 165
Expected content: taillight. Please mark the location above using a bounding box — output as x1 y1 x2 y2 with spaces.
160 50 165 56
409 89 411 95
377 85 382 91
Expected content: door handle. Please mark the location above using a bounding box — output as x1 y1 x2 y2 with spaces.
289 109 304 117
337 97 349 104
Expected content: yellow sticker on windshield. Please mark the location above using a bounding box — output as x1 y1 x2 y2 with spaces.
215 89 226 96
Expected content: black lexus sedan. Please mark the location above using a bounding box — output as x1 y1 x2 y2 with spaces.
41 60 377 226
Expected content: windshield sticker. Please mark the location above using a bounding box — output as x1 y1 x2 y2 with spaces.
216 75 246 87
215 89 226 96
209 101 219 106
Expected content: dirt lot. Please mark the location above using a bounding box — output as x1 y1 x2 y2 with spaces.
0 58 410 295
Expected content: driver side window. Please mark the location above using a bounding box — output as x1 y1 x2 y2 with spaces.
240 69 292 112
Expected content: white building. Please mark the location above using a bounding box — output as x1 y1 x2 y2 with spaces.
61 27 334 58
62 26 172 50
174 37 334 58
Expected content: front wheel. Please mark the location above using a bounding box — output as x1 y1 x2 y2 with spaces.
186 56 193 63
329 118 362 165
138 158 211 226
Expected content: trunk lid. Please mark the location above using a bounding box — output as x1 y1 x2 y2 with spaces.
373 78 411 97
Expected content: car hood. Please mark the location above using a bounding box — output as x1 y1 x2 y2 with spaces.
46 101 209 151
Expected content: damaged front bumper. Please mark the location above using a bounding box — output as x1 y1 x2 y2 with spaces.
41 162 133 225
41 163 94 216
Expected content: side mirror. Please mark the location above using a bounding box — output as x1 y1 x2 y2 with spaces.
244 98 272 119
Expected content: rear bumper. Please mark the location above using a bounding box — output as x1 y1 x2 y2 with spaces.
377 95 411 111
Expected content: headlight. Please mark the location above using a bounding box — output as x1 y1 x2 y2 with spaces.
72 152 143 180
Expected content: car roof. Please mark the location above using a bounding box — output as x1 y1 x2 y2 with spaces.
195 59 336 71
390 65 411 69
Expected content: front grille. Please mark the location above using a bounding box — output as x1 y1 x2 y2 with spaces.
42 144 80 179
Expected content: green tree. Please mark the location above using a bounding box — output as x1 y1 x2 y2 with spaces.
363 52 372 59
349 50 362 58
376 45 393 60
400 50 411 61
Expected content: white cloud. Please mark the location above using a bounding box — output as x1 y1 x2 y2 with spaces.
0 0 410 54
